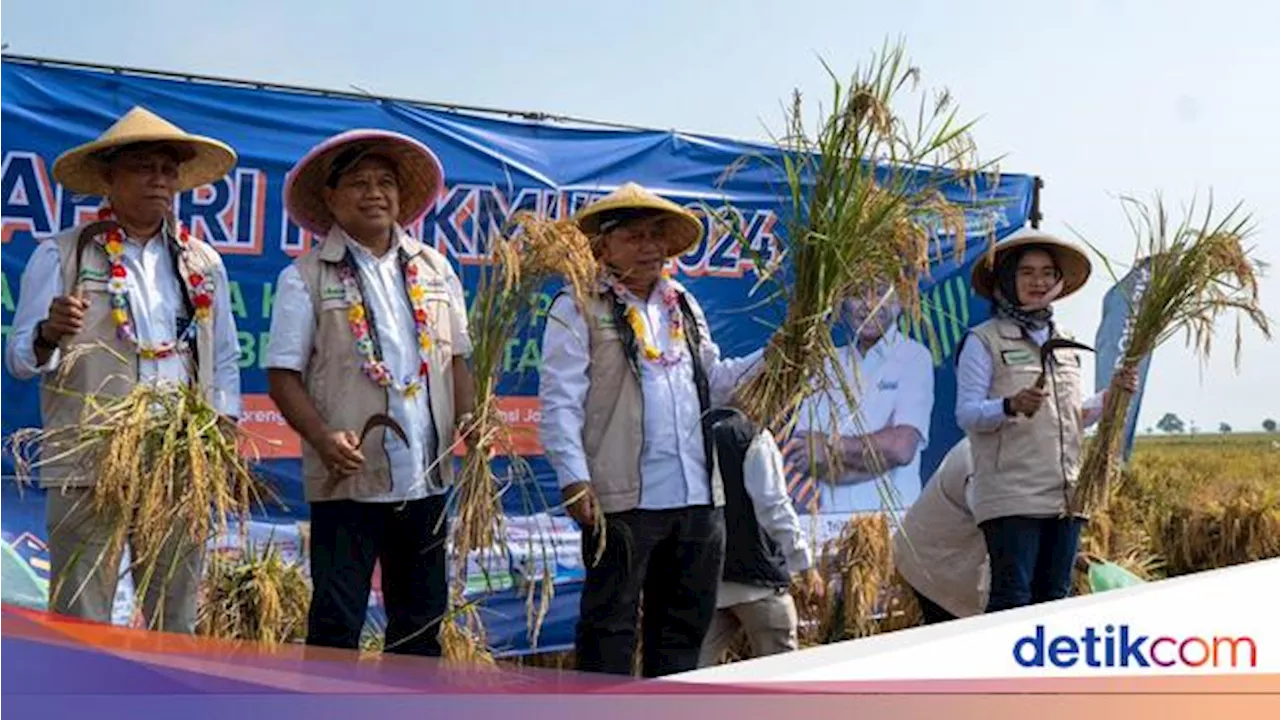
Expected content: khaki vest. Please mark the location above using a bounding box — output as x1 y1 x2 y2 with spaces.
292 231 457 503
893 438 987 618
965 318 1085 524
37 221 220 488
578 284 723 515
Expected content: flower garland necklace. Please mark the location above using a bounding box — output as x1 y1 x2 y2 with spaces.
96 206 215 360
605 269 686 367
338 252 436 398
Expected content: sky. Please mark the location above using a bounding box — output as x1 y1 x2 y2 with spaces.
2 0 1277 431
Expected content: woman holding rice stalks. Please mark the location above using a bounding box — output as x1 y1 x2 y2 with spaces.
265 129 475 658
955 229 1137 612
537 182 765 677
5 107 246 633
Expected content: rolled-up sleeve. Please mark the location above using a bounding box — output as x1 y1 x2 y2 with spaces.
263 265 315 373
5 241 64 380
538 293 592 489
955 333 1006 433
744 430 813 574
684 292 764 407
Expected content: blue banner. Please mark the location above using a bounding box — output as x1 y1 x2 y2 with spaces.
1094 258 1155 462
1 58 1037 654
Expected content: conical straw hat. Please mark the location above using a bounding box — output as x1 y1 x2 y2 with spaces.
971 227 1092 300
51 106 237 196
284 129 446 236
575 182 704 258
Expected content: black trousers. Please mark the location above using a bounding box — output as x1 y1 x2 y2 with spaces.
306 495 449 657
575 506 726 677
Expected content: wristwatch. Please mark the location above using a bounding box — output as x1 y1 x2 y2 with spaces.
1002 397 1015 417
33 321 58 351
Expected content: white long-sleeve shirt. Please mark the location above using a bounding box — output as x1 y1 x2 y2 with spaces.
955 324 1104 434
5 230 243 418
538 286 763 511
714 428 815 609
265 226 472 504
794 327 935 513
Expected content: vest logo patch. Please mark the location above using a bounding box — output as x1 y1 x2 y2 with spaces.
596 314 616 329
77 268 109 282
1000 348 1036 365
321 286 345 300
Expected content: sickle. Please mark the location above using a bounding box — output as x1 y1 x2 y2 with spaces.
360 413 409 446
1033 337 1095 390
322 414 410 494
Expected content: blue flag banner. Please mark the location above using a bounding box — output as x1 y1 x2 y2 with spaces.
1094 258 1155 462
1 57 1037 654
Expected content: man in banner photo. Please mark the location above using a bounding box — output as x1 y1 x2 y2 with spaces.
265 129 476 657
539 182 765 677
787 285 935 529
4 106 243 632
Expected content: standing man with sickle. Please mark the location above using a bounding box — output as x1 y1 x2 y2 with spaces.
267 129 475 656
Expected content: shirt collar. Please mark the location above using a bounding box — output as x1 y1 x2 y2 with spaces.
319 224 420 264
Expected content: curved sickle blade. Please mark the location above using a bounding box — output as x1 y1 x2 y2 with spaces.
1033 338 1097 392
322 414 410 495
360 413 409 446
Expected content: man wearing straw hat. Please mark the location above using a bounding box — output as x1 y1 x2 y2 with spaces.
5 106 243 632
956 228 1136 612
266 129 474 657
539 182 763 677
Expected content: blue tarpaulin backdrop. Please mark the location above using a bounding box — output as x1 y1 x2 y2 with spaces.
1 57 1039 655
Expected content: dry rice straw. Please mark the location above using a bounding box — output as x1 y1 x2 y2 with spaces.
9 345 279 627
444 211 598 652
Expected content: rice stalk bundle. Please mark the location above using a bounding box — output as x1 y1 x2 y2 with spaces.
1076 468 1153 561
439 591 498 668
1070 196 1271 516
810 513 893 643
1154 491 1280 577
10 368 277 623
448 211 598 650
196 541 309 646
722 40 985 451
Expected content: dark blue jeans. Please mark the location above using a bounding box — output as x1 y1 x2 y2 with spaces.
980 515 1084 613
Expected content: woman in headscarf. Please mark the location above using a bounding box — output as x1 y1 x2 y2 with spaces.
954 229 1136 612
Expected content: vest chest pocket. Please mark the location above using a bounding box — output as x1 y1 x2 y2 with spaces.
318 297 352 316
79 278 111 297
